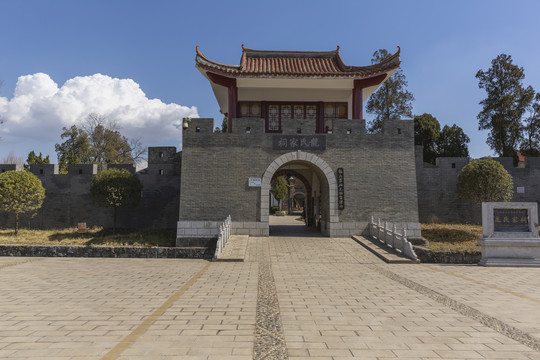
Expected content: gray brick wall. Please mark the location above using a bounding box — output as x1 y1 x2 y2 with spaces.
0 147 181 230
415 146 540 224
178 117 420 239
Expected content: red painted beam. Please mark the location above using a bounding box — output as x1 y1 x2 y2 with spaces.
352 74 387 119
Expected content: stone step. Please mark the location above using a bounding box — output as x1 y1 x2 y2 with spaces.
214 235 249 262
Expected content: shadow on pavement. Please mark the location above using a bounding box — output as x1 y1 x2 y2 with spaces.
269 215 323 237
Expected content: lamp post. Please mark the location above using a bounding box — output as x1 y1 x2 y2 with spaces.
286 173 294 215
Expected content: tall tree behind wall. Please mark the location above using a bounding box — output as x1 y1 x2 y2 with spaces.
366 49 414 133
520 93 540 157
437 124 470 158
55 113 146 172
476 54 534 158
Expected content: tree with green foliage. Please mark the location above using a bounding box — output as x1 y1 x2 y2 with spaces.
437 124 470 158
0 171 45 235
457 158 513 204
414 113 441 164
476 54 535 158
366 49 414 133
90 168 142 233
26 151 50 165
55 113 145 172
221 117 228 133
271 176 288 211
520 92 540 157
55 124 91 172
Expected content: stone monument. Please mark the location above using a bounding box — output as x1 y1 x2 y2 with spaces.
478 202 540 266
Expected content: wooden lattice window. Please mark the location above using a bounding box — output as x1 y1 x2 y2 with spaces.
268 104 280 131
323 103 347 132
238 102 262 118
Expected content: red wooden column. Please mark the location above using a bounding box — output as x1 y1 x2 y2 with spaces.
227 81 237 132
352 74 388 119
206 72 237 133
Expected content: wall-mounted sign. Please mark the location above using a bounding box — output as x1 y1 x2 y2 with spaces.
273 135 326 150
337 168 344 210
78 222 87 233
249 178 262 187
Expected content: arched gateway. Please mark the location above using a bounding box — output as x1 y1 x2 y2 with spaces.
176 45 422 246
261 151 338 236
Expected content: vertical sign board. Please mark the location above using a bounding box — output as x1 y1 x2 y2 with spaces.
337 168 344 210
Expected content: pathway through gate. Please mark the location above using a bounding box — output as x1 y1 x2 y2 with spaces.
269 214 321 237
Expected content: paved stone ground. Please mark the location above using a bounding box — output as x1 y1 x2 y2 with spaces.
1 231 540 359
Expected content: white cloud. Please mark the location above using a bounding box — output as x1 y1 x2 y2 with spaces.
0 73 198 147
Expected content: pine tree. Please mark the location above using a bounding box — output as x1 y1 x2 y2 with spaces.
476 54 534 157
366 49 414 133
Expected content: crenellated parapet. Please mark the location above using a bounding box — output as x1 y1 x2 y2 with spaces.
183 117 413 138
28 164 59 176
0 164 24 172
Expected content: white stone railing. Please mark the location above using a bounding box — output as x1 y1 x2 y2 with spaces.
214 215 232 259
369 216 418 261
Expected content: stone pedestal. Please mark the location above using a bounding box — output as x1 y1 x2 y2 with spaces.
479 202 540 267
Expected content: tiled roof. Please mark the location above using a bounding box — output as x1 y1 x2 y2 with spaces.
196 45 400 79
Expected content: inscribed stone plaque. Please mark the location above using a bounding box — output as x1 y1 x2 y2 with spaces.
273 135 326 151
337 168 344 210
493 208 529 232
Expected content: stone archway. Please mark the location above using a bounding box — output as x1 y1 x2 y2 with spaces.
260 151 338 236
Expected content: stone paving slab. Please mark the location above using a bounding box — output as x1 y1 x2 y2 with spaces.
391 263 540 341
0 236 540 359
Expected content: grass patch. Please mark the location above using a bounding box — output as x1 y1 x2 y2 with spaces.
421 223 482 252
0 227 177 247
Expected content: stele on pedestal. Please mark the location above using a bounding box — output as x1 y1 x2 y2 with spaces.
479 202 540 267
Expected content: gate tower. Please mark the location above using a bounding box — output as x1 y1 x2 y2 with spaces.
176 45 420 244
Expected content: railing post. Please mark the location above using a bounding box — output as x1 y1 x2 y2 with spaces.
384 221 388 245
392 224 397 249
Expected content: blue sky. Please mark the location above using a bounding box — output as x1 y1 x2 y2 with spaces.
1 0 539 164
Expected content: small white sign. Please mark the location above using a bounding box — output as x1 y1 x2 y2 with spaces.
249 178 262 187
517 186 525 194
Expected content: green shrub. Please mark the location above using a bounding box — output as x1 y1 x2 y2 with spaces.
90 168 142 233
270 206 280 215
0 171 45 234
457 158 513 204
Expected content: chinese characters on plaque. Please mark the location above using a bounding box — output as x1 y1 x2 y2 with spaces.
337 168 344 210
493 208 529 232
272 135 326 151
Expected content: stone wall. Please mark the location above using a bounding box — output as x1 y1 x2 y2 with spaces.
178 117 420 240
416 146 540 224
0 147 181 230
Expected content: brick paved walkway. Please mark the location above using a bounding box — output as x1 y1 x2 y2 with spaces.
0 236 539 359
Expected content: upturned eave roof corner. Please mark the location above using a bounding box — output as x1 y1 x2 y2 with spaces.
195 45 401 79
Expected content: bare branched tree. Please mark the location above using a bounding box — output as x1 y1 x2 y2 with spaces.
1 151 24 165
